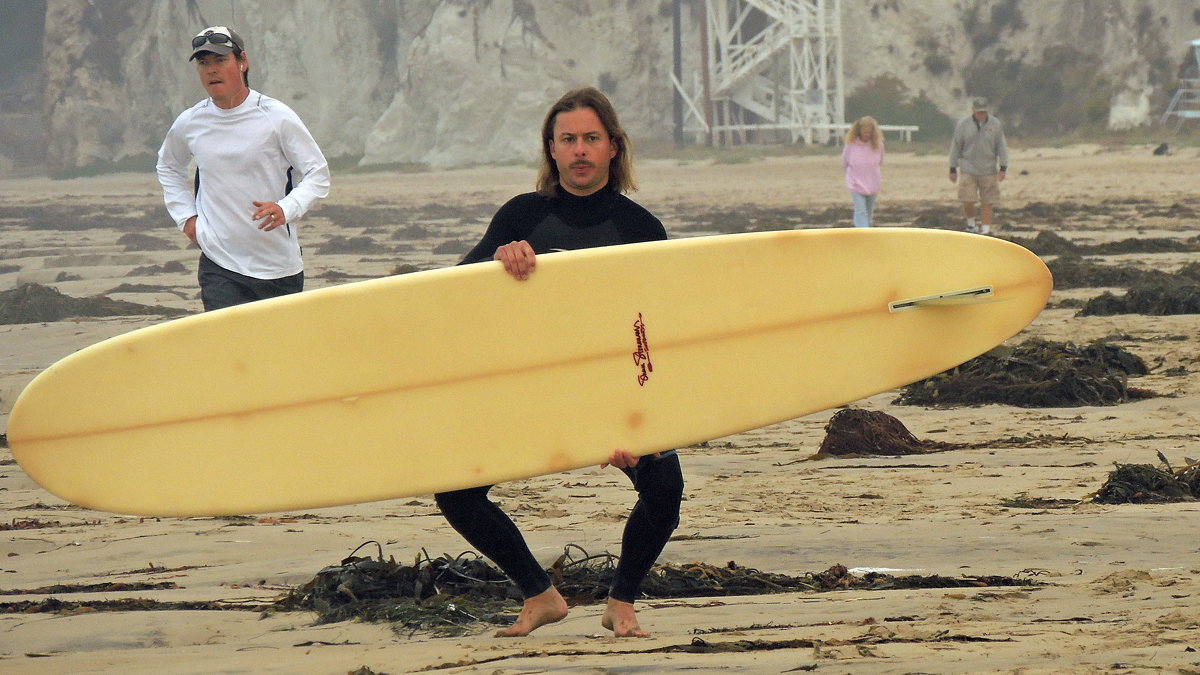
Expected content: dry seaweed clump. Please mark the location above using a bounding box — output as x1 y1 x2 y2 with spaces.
1005 230 1082 256
639 561 1037 597
815 409 963 456
277 543 516 631
1078 282 1200 316
1046 258 1178 290
116 232 175 251
317 235 382 255
0 283 187 324
279 543 1040 634
1091 454 1200 504
895 338 1156 408
1005 230 1199 257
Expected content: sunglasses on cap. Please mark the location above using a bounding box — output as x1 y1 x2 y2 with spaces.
192 32 236 49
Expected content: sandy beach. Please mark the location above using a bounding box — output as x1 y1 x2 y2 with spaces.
2 144 1199 674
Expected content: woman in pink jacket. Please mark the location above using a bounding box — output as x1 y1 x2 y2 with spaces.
841 116 884 227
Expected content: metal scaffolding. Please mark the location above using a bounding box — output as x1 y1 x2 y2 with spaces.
1160 39 1200 133
672 0 845 146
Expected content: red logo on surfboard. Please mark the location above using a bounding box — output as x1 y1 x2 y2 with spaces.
632 313 652 386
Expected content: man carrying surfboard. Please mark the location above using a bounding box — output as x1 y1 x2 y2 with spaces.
156 26 330 311
440 88 684 638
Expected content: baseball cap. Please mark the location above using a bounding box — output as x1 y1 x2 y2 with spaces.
189 26 245 61
971 96 989 112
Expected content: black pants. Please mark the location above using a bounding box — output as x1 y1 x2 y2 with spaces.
198 253 303 311
434 451 684 603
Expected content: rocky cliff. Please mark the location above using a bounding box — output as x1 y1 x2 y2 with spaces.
842 0 1200 134
2 0 1198 176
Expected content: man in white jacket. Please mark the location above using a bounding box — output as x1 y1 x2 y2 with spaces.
157 26 330 310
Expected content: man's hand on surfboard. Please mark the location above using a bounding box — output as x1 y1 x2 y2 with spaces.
494 240 536 280
602 449 639 469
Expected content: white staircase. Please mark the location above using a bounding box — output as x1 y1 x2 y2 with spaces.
1160 39 1200 133
675 0 845 145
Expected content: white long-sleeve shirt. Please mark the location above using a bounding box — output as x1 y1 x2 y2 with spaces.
157 90 330 279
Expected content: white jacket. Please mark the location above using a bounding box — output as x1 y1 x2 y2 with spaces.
948 113 1008 177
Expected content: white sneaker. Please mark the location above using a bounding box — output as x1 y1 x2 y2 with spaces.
979 224 991 235
965 222 979 234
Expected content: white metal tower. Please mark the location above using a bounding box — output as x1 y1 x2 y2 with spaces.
672 0 845 146
1160 39 1200 133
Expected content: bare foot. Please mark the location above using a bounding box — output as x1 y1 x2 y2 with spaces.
601 598 649 637
494 587 568 637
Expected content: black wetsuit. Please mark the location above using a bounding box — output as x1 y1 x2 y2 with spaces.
436 185 685 603
459 185 668 263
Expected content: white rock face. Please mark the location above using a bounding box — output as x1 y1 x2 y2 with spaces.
361 1 674 168
1109 89 1152 131
38 0 422 169
14 0 1200 174
839 0 1199 128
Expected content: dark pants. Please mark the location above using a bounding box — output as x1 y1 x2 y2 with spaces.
434 451 684 603
198 253 303 311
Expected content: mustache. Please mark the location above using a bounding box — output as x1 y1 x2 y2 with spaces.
569 161 594 169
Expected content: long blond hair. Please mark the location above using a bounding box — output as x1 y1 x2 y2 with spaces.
846 116 883 150
535 87 636 197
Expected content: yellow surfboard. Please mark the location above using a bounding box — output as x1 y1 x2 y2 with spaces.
8 228 1051 516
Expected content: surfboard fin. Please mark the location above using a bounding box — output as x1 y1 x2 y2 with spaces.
889 286 995 312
